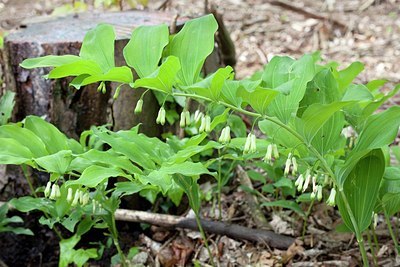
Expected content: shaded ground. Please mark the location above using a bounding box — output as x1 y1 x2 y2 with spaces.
0 0 400 266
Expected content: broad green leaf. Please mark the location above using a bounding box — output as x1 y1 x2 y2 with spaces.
0 138 33 164
66 165 129 188
296 102 350 143
24 116 69 154
34 150 72 174
70 149 142 174
336 149 385 232
78 66 133 86
134 56 181 93
261 56 295 88
79 24 115 72
336 61 364 93
140 170 172 193
261 200 305 217
0 226 33 236
366 79 387 92
20 55 81 69
0 124 48 157
237 86 279 115
0 91 15 125
354 106 400 153
123 24 169 78
169 14 218 85
183 66 234 101
266 54 316 123
48 60 102 78
342 84 374 102
114 181 155 197
170 142 220 164
221 80 242 107
161 161 214 177
10 197 51 213
59 235 98 267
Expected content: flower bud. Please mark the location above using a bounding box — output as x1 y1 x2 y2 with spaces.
180 111 186 128
284 158 291 176
302 170 311 192
243 133 252 154
373 213 378 229
199 116 206 133
317 185 323 201
44 182 52 198
205 115 211 133
49 184 57 200
79 190 84 204
66 188 73 203
219 126 231 144
326 188 336 206
250 133 257 153
81 193 90 206
134 99 143 114
71 190 80 207
92 199 97 214
272 144 279 159
295 174 304 192
310 191 316 200
185 111 191 125
194 110 203 123
156 107 166 125
264 144 273 163
291 157 298 175
55 185 61 198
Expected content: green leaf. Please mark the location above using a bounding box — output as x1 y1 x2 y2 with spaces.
10 197 51 213
59 235 98 267
296 102 350 143
221 80 242 107
161 162 214 177
123 24 169 78
266 54 316 123
66 165 129 188
134 56 181 93
34 150 73 174
261 200 305 217
48 60 103 78
336 149 385 232
78 66 133 86
336 61 364 93
0 91 15 125
79 24 115 73
237 86 279 115
0 124 48 157
0 138 33 164
24 116 69 154
262 56 295 88
114 181 155 197
342 84 374 102
20 55 81 69
183 66 234 101
173 175 201 213
168 14 218 85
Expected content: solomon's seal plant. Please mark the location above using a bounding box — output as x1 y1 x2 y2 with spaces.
0 14 398 266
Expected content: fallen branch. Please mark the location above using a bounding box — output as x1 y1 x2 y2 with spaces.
268 0 347 31
0 201 294 249
115 209 294 249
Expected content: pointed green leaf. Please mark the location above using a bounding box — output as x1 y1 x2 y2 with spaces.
34 150 73 174
20 55 81 69
183 66 233 101
221 80 242 107
79 66 133 86
168 14 218 85
0 124 48 157
24 116 69 154
134 56 180 93
336 61 364 93
66 165 128 188
238 86 279 115
261 200 305 217
296 102 350 143
0 138 33 164
336 149 385 232
79 24 115 72
123 24 169 78
48 60 102 78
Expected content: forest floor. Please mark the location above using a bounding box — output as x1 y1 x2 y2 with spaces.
0 0 400 266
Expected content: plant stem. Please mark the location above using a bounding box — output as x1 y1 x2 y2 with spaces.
384 210 399 254
193 212 216 267
367 228 378 266
217 150 222 221
110 213 128 267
